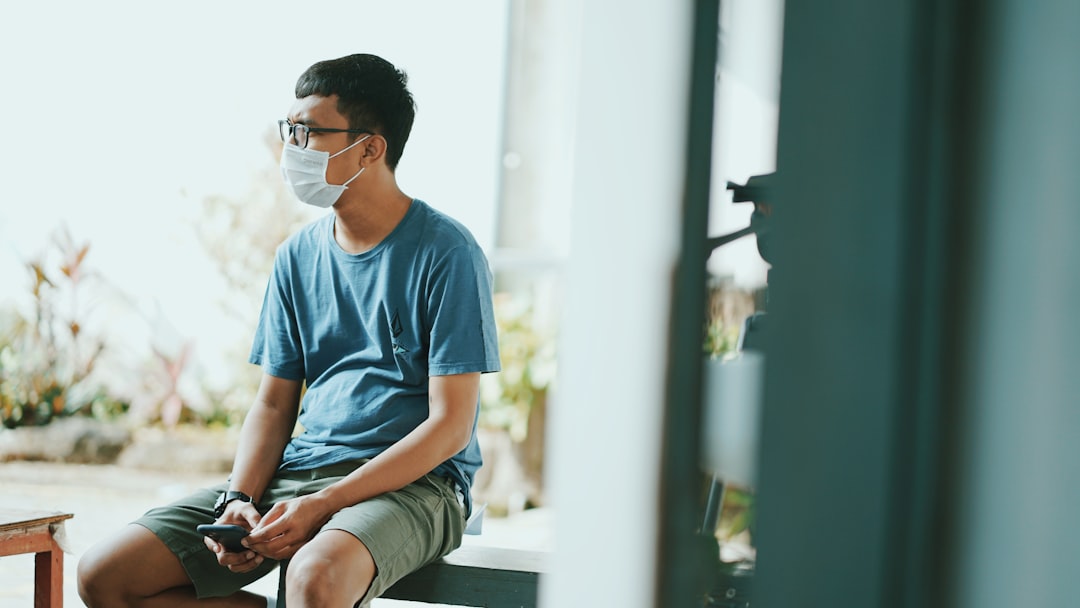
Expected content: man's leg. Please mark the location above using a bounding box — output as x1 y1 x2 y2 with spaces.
283 529 376 608
77 524 267 608
280 473 465 606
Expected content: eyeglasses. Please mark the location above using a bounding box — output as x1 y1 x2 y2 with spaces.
278 119 371 150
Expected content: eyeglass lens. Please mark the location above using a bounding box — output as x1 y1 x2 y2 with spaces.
279 121 309 148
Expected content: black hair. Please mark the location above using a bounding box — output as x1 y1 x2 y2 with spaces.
295 54 416 171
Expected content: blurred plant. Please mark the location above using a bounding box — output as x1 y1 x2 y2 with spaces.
0 227 127 428
704 317 742 359
716 484 756 548
192 132 315 424
478 292 557 508
703 278 759 359
128 342 197 429
479 293 556 442
197 132 313 320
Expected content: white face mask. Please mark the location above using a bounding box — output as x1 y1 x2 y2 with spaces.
280 134 371 208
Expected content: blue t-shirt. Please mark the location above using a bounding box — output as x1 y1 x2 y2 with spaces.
249 199 501 515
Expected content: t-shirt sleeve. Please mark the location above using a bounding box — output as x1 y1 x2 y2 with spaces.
426 243 501 376
248 247 306 381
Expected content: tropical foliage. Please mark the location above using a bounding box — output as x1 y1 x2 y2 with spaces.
0 228 125 428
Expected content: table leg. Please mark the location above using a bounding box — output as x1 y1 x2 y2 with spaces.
34 540 63 608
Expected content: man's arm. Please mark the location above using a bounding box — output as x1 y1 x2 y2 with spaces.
204 372 300 572
245 372 480 559
224 373 302 520
325 371 480 499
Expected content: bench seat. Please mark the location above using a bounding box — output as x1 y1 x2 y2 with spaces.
276 544 547 607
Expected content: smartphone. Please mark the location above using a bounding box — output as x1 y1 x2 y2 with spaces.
196 524 250 552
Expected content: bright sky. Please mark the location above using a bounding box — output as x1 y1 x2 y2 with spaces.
0 1 508 389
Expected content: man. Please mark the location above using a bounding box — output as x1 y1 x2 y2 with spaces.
78 53 500 607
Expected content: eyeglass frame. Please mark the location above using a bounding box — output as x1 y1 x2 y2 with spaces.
278 119 372 150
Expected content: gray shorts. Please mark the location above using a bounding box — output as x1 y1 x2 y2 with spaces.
134 460 465 603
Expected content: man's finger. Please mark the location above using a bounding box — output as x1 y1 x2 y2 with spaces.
220 550 261 569
261 542 299 561
203 536 223 554
240 504 263 529
248 517 287 545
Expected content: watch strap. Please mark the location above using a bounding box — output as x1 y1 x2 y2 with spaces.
214 490 253 518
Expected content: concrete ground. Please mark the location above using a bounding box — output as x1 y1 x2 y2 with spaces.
0 461 552 607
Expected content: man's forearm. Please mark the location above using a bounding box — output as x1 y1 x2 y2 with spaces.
311 414 470 514
227 399 297 503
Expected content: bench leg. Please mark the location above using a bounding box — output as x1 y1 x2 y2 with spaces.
34 541 63 608
276 559 289 608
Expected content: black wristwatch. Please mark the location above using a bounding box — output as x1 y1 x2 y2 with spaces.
213 491 254 518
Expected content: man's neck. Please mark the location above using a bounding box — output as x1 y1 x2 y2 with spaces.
331 185 413 254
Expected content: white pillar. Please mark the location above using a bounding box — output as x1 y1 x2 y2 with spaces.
542 1 693 606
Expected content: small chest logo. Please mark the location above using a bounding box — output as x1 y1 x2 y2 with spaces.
390 310 409 356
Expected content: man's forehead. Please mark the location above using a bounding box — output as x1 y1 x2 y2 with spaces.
287 94 344 126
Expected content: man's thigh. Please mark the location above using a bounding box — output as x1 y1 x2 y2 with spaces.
79 524 195 599
322 473 465 604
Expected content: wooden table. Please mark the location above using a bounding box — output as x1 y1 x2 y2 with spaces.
0 509 74 608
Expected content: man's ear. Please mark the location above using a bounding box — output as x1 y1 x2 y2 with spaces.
359 134 387 167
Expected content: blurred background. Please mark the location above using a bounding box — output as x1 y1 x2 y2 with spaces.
0 0 775 529
4 1 1078 607
0 0 509 426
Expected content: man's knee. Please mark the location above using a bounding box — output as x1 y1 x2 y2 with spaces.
77 541 125 607
286 554 374 606
285 536 376 606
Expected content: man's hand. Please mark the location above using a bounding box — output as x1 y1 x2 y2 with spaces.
204 501 265 573
244 494 334 561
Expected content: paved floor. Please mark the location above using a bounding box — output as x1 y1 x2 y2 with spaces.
0 461 552 607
